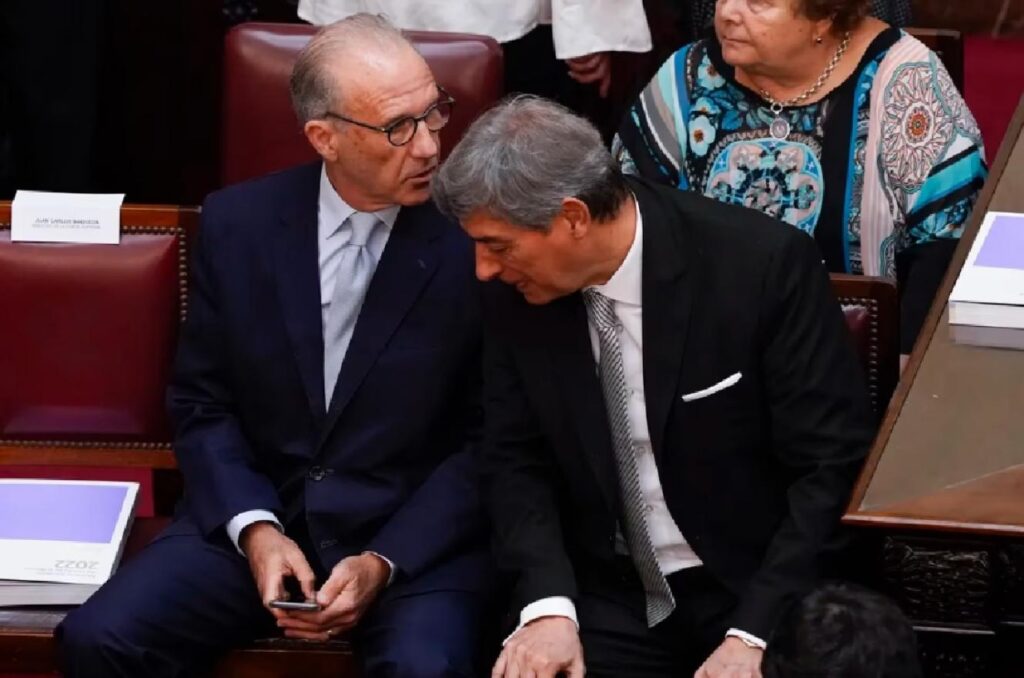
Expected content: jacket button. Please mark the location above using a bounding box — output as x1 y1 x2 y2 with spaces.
308 466 327 481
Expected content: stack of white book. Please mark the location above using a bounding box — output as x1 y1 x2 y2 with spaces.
0 479 138 606
949 211 1024 349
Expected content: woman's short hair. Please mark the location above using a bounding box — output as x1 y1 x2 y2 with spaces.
798 0 870 33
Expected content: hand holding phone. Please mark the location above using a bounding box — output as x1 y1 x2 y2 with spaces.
269 598 321 612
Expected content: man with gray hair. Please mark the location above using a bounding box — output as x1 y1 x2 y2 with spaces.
58 15 491 677
433 96 873 678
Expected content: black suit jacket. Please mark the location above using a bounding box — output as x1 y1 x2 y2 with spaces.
481 176 874 638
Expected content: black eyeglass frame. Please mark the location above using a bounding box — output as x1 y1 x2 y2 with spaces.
322 86 456 147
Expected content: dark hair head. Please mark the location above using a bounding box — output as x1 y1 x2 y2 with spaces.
762 583 922 678
798 0 870 34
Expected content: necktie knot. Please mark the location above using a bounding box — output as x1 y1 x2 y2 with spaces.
346 212 379 247
583 289 617 332
324 212 379 406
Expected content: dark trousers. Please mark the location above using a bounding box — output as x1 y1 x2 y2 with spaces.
577 560 737 677
57 519 486 678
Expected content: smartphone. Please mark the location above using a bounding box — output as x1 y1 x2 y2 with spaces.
269 599 321 612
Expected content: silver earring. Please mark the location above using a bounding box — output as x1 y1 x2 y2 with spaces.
815 35 824 44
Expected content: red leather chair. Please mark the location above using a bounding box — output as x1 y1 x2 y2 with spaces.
0 204 193 451
221 22 504 186
0 203 191 674
0 202 361 677
830 274 899 418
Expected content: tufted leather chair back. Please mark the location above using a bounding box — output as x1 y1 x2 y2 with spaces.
221 22 504 186
0 204 196 453
831 274 899 418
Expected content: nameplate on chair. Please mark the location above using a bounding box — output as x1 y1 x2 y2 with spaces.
11 190 125 245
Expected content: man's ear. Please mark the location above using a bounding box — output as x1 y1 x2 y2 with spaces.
561 197 592 240
303 120 338 162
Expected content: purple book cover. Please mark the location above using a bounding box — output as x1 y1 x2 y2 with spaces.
0 482 130 544
975 214 1024 271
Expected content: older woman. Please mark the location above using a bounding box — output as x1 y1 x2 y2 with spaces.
614 0 986 360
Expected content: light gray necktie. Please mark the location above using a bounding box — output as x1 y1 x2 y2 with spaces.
323 212 380 406
583 288 676 627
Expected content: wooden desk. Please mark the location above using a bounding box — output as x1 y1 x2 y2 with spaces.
844 95 1024 678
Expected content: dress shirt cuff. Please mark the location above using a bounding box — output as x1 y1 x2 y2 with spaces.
363 551 397 587
226 510 282 556
726 628 768 650
503 597 579 645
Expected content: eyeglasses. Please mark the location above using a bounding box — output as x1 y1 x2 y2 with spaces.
323 87 456 147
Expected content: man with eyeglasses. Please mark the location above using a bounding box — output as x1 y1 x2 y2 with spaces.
58 14 491 677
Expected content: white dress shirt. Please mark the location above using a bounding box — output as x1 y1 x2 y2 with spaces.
512 198 766 650
225 166 400 582
296 0 651 60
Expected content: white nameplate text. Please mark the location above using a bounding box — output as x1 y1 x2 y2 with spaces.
11 190 125 245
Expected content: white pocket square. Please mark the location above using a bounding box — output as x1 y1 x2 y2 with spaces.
680 372 742 402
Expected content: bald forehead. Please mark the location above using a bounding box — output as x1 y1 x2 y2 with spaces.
309 25 414 76
322 37 426 89
338 41 425 83
329 47 435 118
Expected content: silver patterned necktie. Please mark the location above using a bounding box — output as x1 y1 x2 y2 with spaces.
583 288 676 627
323 212 380 406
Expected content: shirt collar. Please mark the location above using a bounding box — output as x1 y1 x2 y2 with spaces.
317 164 401 241
589 195 643 306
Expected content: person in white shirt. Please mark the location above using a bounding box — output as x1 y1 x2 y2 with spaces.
297 1 652 129
432 96 874 678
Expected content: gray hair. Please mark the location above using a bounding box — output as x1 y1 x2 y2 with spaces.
432 96 630 230
289 14 412 124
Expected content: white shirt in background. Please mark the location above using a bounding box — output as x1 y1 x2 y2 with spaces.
296 0 651 60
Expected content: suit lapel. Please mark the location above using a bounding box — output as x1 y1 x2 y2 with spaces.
318 203 442 446
543 294 620 517
274 164 327 424
635 178 694 463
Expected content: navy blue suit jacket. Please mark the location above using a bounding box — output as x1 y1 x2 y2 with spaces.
168 162 488 594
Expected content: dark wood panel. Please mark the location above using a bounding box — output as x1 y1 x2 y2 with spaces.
873 534 1024 677
0 447 177 469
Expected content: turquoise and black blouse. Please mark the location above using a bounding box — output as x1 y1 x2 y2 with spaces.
614 29 987 351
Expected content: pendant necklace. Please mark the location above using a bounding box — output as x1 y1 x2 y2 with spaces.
759 31 851 141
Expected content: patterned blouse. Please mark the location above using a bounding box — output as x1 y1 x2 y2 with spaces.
613 29 987 349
